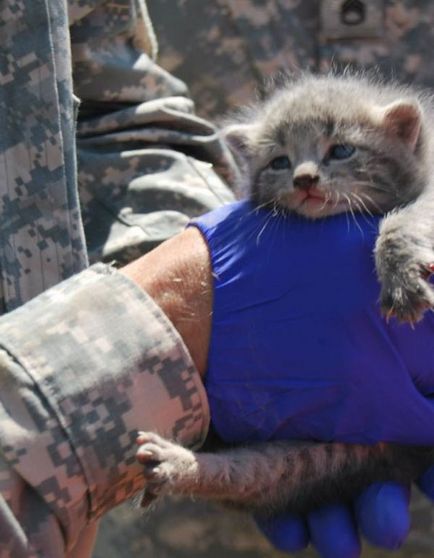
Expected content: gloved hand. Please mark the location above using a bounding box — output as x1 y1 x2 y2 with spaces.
258 471 434 557
256 481 412 557
190 200 434 557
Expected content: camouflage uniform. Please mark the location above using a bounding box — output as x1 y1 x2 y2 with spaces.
2 1 434 558
150 0 434 119
0 265 210 557
0 0 237 556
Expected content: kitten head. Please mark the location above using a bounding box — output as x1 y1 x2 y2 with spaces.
223 73 433 218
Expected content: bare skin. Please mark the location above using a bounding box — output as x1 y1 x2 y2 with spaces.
120 227 212 379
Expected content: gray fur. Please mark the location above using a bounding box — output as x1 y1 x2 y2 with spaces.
225 72 434 322
137 432 433 516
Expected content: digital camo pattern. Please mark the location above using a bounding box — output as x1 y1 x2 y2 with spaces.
2 1 434 557
0 0 230 556
70 0 237 265
0 265 209 556
0 0 88 314
0 0 238 312
150 0 434 119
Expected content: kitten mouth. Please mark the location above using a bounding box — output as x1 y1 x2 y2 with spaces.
277 188 349 216
303 189 326 202
299 188 333 207
283 188 349 217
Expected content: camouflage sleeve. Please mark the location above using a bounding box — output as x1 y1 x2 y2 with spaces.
69 0 238 265
0 0 89 314
1 0 237 313
0 264 209 557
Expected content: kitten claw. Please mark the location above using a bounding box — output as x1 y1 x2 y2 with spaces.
384 308 394 324
136 431 198 503
380 274 434 323
375 223 434 323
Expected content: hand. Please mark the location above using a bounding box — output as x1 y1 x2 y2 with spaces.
257 482 411 557
123 200 434 557
189 200 434 556
259 467 434 558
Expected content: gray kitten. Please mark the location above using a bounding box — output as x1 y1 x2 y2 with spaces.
225 72 434 323
136 73 434 518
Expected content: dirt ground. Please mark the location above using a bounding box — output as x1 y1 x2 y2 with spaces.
94 491 434 558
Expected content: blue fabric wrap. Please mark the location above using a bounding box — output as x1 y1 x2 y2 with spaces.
190 201 434 446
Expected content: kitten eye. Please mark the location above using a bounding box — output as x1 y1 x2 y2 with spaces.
268 156 291 171
328 144 356 160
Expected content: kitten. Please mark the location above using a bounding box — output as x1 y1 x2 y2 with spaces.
136 73 434 518
224 71 434 323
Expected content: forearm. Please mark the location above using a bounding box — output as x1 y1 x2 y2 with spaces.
121 227 213 377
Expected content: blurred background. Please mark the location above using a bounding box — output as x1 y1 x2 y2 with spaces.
95 493 434 557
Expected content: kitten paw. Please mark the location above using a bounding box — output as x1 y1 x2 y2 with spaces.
375 227 434 323
379 268 434 323
136 432 197 507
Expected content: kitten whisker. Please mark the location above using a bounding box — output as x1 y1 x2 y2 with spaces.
272 200 281 217
319 191 332 212
250 200 275 215
357 191 383 214
256 211 275 245
344 193 364 235
352 192 374 217
349 195 375 228
330 190 340 209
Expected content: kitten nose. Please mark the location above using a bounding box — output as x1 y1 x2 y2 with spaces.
293 174 320 190
293 162 320 190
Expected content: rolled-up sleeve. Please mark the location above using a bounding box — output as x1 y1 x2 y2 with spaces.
0 264 209 551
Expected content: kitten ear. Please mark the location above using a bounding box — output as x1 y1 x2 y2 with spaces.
222 124 257 158
380 101 422 151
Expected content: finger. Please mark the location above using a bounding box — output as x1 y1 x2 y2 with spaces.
355 482 410 549
308 504 361 558
255 513 309 553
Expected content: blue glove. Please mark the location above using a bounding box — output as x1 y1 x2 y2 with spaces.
190 200 434 556
257 481 412 557
191 201 434 445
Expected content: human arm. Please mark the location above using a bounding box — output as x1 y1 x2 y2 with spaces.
126 205 434 557
0 262 209 556
0 211 431 558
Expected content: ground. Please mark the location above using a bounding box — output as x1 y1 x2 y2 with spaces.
95 492 434 558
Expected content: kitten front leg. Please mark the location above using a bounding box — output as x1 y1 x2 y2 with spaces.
136 431 298 513
136 432 386 516
375 191 434 322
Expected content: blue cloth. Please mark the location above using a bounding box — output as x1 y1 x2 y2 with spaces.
191 201 434 447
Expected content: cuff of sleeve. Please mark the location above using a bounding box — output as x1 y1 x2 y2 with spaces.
0 264 209 528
